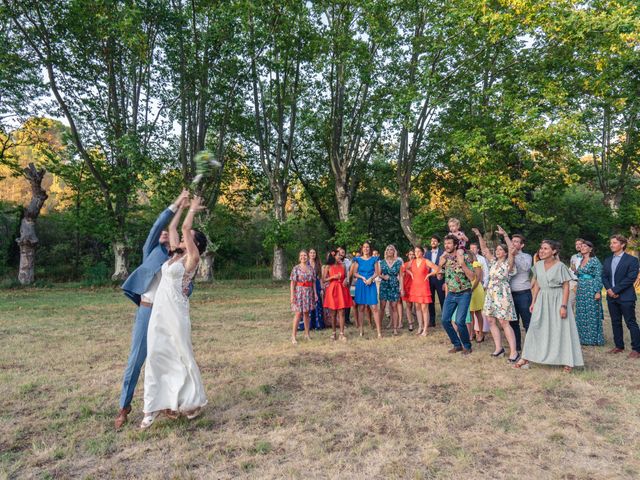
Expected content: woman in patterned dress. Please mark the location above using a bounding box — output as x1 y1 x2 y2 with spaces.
401 250 416 332
515 240 584 372
575 240 605 346
472 227 520 363
290 250 317 345
407 245 441 336
379 245 404 336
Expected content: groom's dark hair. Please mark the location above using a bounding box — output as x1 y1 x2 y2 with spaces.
193 229 208 255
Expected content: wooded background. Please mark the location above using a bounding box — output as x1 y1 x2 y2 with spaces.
1 0 638 285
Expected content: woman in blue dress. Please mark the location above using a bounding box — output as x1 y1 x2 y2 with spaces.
575 240 605 346
351 242 381 338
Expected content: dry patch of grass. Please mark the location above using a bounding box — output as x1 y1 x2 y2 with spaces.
1 280 640 479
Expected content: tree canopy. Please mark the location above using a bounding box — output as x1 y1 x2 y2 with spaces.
1 0 638 282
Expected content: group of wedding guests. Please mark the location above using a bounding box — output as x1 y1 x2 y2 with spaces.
289 218 640 373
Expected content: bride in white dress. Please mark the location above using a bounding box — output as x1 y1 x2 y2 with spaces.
141 195 208 429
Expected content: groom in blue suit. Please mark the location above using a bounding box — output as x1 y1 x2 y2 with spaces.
115 190 189 429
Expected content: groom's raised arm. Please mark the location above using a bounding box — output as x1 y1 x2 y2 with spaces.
142 191 189 261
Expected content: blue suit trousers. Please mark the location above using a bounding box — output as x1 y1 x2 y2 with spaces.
119 305 152 409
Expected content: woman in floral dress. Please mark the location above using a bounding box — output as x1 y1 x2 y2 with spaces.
575 240 605 346
290 250 317 344
472 227 519 363
379 245 404 336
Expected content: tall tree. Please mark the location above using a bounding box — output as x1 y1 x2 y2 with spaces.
309 1 390 222
165 0 244 207
244 0 314 280
5 0 173 279
535 0 640 211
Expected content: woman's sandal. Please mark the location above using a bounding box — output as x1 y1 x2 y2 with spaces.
562 366 573 373
409 323 414 332
513 359 530 370
140 411 160 429
185 407 202 420
339 333 347 342
291 337 298 345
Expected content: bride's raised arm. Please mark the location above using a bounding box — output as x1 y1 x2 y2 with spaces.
168 191 189 251
182 196 206 272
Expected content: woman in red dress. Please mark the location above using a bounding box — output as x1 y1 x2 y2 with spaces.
407 246 441 336
323 253 353 341
401 250 416 332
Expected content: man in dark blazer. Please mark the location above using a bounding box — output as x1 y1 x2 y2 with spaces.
602 234 640 358
427 235 445 327
114 190 189 429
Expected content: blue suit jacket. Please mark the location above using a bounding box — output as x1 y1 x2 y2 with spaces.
602 252 639 302
122 208 174 306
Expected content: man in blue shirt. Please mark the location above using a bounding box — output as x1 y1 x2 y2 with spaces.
602 234 640 358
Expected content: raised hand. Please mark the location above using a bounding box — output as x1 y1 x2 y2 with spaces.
189 195 206 212
174 189 190 208
471 228 481 237
496 225 507 236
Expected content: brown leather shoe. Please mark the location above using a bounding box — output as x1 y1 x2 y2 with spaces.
115 405 132 430
607 348 624 354
448 346 463 353
462 348 473 356
629 351 640 359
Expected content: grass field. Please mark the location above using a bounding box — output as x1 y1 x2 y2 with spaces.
1 280 640 479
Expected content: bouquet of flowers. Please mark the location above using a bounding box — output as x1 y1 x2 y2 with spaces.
191 150 221 193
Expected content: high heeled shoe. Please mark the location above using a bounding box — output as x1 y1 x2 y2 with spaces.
508 353 521 364
491 347 505 358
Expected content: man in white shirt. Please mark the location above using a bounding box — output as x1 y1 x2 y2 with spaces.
569 238 585 311
337 247 352 324
509 234 533 352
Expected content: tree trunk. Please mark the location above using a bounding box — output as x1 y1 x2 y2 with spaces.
272 246 287 281
335 180 351 222
111 241 129 281
17 219 38 285
15 163 48 285
271 191 288 281
196 252 214 282
399 185 421 246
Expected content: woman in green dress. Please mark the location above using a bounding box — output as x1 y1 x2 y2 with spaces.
515 240 584 372
575 240 605 346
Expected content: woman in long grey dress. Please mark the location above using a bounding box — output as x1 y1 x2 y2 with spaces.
514 240 584 372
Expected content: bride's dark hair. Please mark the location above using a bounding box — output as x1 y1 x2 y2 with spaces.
193 230 208 255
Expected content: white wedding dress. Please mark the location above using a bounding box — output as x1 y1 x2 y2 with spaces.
143 257 207 416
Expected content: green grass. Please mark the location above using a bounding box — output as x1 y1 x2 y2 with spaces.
1 280 640 479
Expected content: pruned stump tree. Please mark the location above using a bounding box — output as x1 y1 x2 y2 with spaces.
16 163 48 285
